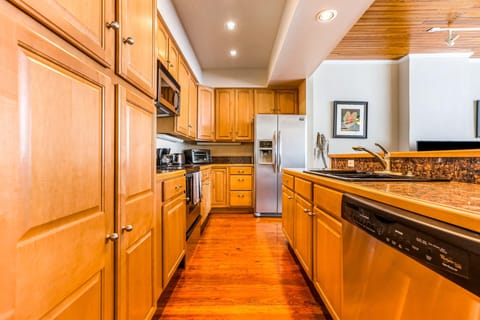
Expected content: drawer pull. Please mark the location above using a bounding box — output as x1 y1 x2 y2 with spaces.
121 224 134 232
123 36 135 45
106 21 120 30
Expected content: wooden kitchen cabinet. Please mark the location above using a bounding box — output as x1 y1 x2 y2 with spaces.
156 12 179 80
229 166 253 207
215 89 254 142
171 58 197 139
293 178 313 280
116 84 156 320
197 86 215 141
254 89 298 114
117 0 156 98
154 179 163 301
200 167 212 228
313 208 342 320
162 174 187 287
312 184 343 320
254 89 275 114
276 90 298 114
281 174 295 245
211 167 229 207
0 6 116 318
9 0 116 68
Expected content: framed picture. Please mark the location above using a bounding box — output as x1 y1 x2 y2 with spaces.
476 100 480 138
333 101 368 138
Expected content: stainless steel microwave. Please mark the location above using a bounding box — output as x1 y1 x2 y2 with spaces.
155 61 180 117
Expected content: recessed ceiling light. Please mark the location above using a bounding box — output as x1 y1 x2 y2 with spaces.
225 21 236 31
316 9 337 22
229 49 237 57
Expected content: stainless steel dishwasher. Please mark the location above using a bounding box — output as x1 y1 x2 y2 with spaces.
341 194 480 320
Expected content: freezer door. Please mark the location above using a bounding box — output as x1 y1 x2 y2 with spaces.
276 115 306 212
255 115 279 214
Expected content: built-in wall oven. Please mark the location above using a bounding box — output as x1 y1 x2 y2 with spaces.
342 194 480 319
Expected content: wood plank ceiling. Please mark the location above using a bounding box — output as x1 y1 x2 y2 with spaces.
328 0 480 59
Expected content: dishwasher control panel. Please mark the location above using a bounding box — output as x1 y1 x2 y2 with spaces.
342 193 480 296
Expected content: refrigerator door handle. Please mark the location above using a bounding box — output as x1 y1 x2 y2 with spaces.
272 131 277 173
278 130 282 172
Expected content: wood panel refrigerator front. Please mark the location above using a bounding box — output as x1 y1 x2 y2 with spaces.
116 86 156 320
0 4 114 318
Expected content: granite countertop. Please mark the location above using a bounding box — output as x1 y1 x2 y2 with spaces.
284 168 480 233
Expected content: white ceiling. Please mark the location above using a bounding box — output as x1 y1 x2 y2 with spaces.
169 0 375 85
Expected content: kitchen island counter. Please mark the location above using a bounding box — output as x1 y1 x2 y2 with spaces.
285 168 480 233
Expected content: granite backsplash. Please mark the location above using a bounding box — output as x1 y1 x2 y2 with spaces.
331 156 480 184
211 156 253 164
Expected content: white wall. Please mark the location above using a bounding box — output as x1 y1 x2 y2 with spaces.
397 58 410 151
408 54 476 149
307 61 398 168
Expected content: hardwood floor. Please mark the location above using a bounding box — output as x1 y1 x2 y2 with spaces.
153 213 331 319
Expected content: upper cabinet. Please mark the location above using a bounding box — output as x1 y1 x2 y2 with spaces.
254 89 298 114
173 58 197 140
156 13 179 80
215 89 254 142
9 0 116 68
197 86 215 141
117 0 156 98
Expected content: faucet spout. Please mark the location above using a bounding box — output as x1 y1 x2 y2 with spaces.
352 146 388 170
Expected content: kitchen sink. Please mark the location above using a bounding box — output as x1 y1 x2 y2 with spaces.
303 169 451 182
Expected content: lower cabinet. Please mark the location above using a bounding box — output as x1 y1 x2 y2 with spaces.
293 193 313 280
211 167 228 207
281 185 295 245
313 184 343 320
200 167 212 227
228 166 253 207
313 208 342 320
162 174 186 287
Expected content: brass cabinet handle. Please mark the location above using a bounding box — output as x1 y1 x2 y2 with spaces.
123 37 135 45
121 225 134 232
106 21 120 29
106 233 119 242
287 196 293 199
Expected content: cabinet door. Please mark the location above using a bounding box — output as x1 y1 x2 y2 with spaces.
313 208 342 320
282 186 295 245
211 168 228 207
154 180 163 300
197 86 215 141
175 58 190 136
156 13 169 65
188 76 198 139
167 41 180 80
10 0 115 67
162 195 186 286
116 85 156 320
1 7 114 318
117 0 156 97
294 195 313 279
215 89 234 141
234 89 254 141
254 89 275 114
276 90 298 114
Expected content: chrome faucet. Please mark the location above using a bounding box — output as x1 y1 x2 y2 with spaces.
352 143 399 174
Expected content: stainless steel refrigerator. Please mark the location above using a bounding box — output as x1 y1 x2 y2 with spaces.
254 115 306 217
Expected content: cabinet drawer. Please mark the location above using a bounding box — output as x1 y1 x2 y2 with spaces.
282 173 294 190
229 175 252 190
229 191 252 206
163 175 185 201
229 167 252 175
295 177 312 201
314 185 342 219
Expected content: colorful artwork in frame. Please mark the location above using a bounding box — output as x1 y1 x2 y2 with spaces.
333 101 368 138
